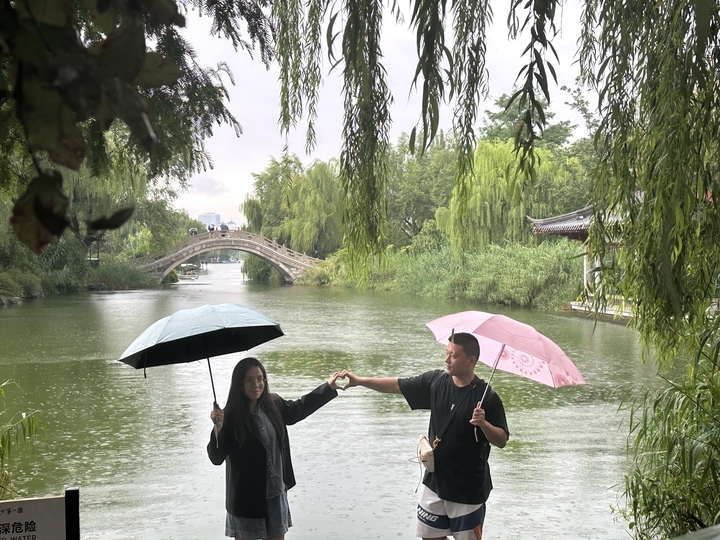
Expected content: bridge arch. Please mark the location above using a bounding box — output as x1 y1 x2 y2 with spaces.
135 230 320 283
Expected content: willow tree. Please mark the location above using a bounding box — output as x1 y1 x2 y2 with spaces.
580 0 720 363
578 2 720 535
274 0 563 268
243 154 304 243
445 139 589 249
276 159 344 258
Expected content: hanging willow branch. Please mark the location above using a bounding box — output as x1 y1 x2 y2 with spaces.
449 0 492 215
582 0 720 365
337 0 393 272
274 0 563 274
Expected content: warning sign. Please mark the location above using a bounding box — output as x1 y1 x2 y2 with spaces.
0 489 78 540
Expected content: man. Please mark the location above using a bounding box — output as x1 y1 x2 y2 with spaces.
340 332 509 540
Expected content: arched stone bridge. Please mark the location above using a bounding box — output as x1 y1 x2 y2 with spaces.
136 230 321 283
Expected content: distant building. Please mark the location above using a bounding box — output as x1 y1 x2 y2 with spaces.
198 213 221 228
225 220 239 231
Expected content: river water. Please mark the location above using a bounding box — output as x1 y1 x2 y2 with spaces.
0 263 661 539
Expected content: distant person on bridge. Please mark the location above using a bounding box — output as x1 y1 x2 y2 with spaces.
208 357 343 540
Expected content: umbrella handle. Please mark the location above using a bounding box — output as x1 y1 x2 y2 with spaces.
474 344 504 443
213 400 220 448
213 401 220 448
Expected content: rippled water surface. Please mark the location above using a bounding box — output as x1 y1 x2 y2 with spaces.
0 264 662 539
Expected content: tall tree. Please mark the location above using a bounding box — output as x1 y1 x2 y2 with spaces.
386 132 456 247
479 92 575 148
582 0 720 363
276 159 343 258
243 155 343 258
444 138 590 249
243 154 303 244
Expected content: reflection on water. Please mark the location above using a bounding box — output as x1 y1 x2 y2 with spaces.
0 264 661 539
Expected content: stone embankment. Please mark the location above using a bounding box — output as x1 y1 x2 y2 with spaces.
1 289 43 307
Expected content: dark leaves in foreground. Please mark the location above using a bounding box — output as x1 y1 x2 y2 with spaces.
87 207 135 231
10 172 70 254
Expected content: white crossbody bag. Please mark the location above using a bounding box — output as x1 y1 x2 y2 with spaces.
416 382 477 473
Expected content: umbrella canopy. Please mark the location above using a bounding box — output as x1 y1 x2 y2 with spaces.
119 303 283 447
118 303 283 369
426 310 585 388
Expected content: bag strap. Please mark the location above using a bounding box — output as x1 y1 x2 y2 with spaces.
431 379 479 448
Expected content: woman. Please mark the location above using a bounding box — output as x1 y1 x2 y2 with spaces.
208 357 342 540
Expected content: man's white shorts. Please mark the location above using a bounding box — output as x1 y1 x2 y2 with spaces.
416 483 485 540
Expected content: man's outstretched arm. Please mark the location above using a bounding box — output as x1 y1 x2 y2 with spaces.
339 370 401 393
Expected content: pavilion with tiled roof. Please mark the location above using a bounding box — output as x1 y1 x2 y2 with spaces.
527 205 593 242
527 204 595 294
526 205 630 317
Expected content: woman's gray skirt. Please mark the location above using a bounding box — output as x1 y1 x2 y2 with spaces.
225 490 292 539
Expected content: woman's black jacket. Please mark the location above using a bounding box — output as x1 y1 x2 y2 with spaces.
207 382 337 518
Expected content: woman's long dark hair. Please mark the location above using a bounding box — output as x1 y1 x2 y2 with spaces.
223 357 284 447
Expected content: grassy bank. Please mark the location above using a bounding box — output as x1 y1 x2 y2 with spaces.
300 239 585 311
89 260 159 290
0 260 159 305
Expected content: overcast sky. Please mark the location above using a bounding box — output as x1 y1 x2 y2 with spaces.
173 1 587 225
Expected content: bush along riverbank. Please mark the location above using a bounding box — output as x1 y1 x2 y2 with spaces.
299 239 585 311
0 270 43 305
0 260 160 306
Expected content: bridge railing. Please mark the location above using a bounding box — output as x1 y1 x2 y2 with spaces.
134 230 320 270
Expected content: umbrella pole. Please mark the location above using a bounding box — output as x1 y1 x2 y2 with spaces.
479 344 503 406
207 358 218 404
207 358 220 448
475 344 504 443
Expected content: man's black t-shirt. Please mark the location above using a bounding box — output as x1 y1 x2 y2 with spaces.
399 370 509 505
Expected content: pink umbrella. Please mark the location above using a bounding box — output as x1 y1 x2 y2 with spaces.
427 311 585 442
426 310 585 391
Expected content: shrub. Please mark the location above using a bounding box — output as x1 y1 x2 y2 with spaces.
38 235 90 293
91 260 158 290
0 272 22 298
618 353 720 539
6 269 42 297
298 250 350 286
297 239 584 311
162 269 179 284
464 241 583 309
243 254 278 282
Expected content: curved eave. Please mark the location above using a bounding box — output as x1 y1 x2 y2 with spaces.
527 205 593 241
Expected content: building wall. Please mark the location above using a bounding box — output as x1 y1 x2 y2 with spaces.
198 213 221 227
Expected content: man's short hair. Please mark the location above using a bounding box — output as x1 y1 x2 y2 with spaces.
452 332 480 362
